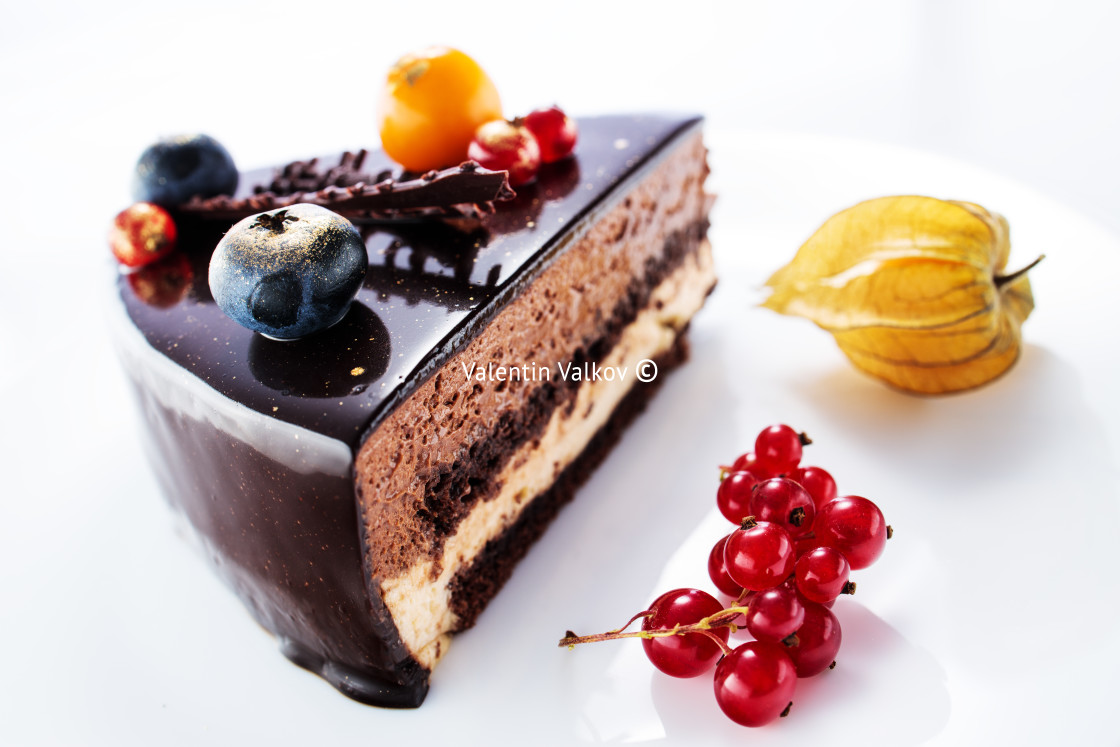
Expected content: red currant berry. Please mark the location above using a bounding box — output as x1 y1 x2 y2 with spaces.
744 584 805 642
794 546 851 604
713 641 797 727
521 106 577 163
791 465 837 507
793 534 821 560
754 424 805 475
785 577 836 610
467 120 541 187
816 495 888 570
724 520 795 591
641 588 729 678
716 470 761 525
708 535 745 597
749 477 816 537
786 602 842 677
730 452 779 479
109 202 178 269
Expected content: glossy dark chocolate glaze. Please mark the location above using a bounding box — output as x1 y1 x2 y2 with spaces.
115 115 704 707
119 116 702 447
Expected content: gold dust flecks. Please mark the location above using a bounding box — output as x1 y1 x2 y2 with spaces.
272 406 279 412
526 221 535 228
351 367 366 376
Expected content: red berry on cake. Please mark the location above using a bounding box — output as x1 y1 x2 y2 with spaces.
468 120 542 187
522 106 578 163
109 202 177 268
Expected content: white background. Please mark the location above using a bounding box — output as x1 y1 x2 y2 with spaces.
3 0 1118 237
2 1 1119 745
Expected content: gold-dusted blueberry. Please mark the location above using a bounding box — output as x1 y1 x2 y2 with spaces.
208 204 367 340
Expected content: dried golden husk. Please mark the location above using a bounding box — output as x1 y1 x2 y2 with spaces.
763 196 1038 395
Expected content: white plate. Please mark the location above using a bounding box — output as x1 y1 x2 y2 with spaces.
4 130 1119 745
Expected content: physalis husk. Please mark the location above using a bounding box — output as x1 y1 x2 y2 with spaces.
762 196 1041 395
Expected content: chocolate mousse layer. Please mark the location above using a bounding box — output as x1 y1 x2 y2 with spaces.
113 115 714 706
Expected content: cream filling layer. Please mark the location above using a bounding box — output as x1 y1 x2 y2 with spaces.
381 240 715 669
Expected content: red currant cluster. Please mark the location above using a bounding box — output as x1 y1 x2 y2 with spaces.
560 424 891 728
467 106 578 187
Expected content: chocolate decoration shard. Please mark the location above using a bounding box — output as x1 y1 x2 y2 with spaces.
177 159 515 223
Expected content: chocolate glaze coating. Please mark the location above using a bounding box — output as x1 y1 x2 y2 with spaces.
113 115 705 706
119 116 702 446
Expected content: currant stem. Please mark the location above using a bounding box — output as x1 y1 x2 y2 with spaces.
559 606 750 650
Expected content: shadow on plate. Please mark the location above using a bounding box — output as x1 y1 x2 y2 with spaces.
792 344 1112 494
648 601 950 745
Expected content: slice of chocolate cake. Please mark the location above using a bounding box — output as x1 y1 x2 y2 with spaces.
112 114 715 707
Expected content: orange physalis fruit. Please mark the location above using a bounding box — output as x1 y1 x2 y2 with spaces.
378 47 503 173
763 196 1041 395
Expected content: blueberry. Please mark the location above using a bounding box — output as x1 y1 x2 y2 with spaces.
208 204 367 340
132 134 238 206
